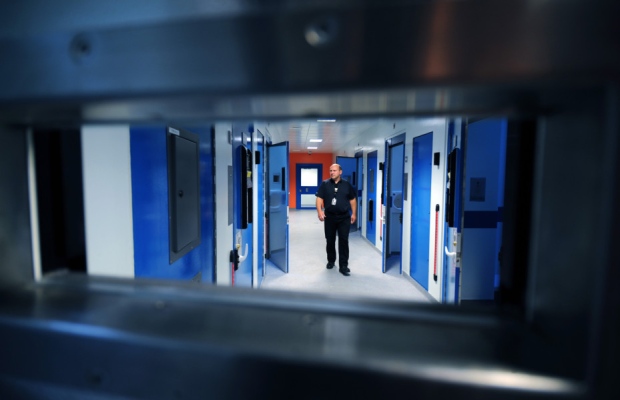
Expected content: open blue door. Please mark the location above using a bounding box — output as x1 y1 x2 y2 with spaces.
382 134 406 273
366 151 378 245
381 141 390 273
410 132 433 290
267 141 289 272
232 124 253 287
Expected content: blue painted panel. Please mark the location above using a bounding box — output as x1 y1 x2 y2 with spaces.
463 209 503 228
232 124 253 287
461 118 507 300
410 133 433 290
366 151 377 245
186 125 216 283
131 125 214 281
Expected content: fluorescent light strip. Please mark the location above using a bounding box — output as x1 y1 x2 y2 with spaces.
309 139 323 142
307 146 318 149
317 119 336 122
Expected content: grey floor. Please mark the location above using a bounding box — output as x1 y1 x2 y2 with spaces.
260 209 433 303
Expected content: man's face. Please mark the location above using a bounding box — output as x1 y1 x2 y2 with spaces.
330 165 342 180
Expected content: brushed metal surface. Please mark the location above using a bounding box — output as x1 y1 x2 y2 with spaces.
0 1 619 123
0 127 34 288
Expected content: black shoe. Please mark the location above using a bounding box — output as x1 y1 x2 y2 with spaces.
339 266 350 276
326 263 335 269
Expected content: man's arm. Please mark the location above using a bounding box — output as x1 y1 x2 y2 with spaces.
316 197 325 221
350 197 357 224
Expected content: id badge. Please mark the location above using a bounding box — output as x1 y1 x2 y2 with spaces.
331 198 337 206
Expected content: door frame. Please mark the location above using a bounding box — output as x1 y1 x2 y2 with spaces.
231 124 253 287
254 129 265 287
382 133 406 273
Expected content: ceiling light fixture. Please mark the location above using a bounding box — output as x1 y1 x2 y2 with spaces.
317 119 336 122
307 146 318 149
309 139 323 142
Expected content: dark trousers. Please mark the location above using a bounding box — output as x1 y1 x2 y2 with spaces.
324 213 351 268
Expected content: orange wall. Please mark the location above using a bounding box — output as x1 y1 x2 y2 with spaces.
289 153 334 208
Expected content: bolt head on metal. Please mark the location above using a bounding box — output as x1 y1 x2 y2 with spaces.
305 16 339 47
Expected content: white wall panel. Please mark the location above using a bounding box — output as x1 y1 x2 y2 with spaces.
214 123 233 286
81 125 134 278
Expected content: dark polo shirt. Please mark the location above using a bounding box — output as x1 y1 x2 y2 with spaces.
316 178 356 216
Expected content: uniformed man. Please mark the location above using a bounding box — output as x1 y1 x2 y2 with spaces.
315 164 357 276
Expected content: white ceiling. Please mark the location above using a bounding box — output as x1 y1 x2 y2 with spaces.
264 119 377 154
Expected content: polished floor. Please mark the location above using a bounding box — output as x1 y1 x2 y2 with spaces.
260 209 433 303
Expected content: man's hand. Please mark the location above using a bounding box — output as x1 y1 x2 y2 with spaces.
350 214 356 224
318 212 325 221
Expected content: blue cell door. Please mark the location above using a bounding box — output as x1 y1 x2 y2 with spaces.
232 124 253 287
336 156 357 231
256 130 265 286
366 150 378 245
296 164 322 209
382 133 406 273
410 132 433 290
266 141 289 272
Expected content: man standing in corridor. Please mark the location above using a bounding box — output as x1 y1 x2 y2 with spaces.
316 164 357 276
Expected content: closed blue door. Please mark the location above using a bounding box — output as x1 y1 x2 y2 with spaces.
336 156 356 184
296 164 322 209
336 156 357 231
410 132 433 290
366 151 377 245
356 154 363 232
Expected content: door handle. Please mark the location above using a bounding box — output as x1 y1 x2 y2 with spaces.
238 243 249 263
236 231 249 263
445 246 456 257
